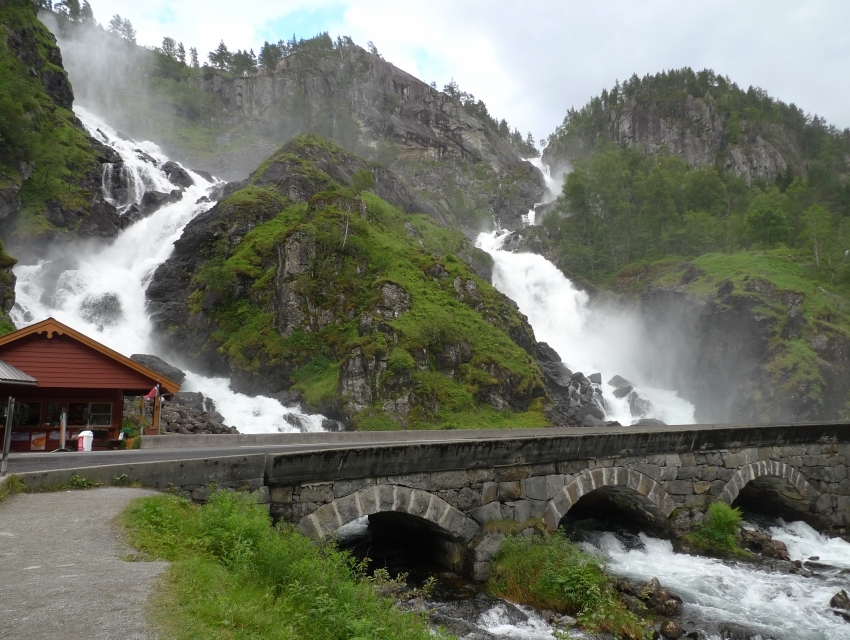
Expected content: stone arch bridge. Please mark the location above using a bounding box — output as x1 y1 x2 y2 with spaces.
264 423 850 580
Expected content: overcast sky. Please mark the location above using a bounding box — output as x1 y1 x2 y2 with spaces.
84 1 850 144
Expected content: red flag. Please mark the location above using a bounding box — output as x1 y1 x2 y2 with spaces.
143 384 160 399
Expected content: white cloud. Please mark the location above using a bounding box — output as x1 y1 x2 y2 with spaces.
86 0 850 138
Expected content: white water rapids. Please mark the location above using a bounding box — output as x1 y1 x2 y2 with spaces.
11 107 327 433
585 521 850 640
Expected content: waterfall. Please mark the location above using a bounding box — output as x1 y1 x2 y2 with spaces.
11 106 327 434
477 230 695 425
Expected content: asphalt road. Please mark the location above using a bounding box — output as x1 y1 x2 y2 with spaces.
2 442 371 474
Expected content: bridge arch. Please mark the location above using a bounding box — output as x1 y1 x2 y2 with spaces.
543 467 676 531
297 484 481 544
718 460 818 507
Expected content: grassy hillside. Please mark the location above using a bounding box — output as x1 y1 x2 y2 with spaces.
151 135 549 430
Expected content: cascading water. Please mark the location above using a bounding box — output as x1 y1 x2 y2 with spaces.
476 230 695 425
11 106 327 433
522 157 563 227
585 522 850 640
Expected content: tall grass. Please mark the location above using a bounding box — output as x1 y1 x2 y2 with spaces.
121 491 448 640
488 535 650 639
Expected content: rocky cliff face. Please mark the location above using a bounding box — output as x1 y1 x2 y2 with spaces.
613 262 850 423
42 16 545 233
543 75 809 186
544 94 801 185
147 135 599 429
188 46 545 231
0 1 123 253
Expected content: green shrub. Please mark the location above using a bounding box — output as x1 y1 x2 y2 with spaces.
489 534 650 639
686 502 749 556
121 491 446 640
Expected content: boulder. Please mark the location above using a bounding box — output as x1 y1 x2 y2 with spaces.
831 589 850 611
130 354 187 384
589 372 602 384
161 161 195 188
613 384 633 398
607 374 632 388
632 418 667 426
739 528 791 560
581 414 607 428
140 189 182 215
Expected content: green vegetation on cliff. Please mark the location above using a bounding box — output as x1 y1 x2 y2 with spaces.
169 135 548 429
0 0 104 240
122 491 447 640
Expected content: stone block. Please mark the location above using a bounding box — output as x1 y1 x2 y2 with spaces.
651 454 682 468
252 486 270 504
474 533 505 561
633 464 662 481
438 490 459 507
721 452 740 469
300 483 334 503
664 480 693 495
782 446 806 457
814 493 833 514
528 463 557 476
335 494 362 524
466 468 494 483
704 452 723 466
471 560 492 582
716 468 733 481
693 481 711 495
387 473 431 489
674 466 702 480
680 452 696 467
522 474 565 501
431 470 469 490
191 486 210 502
557 460 590 475
333 478 374 497
509 499 547 523
481 482 498 503
494 466 531 482
457 487 481 511
470 501 503 525
684 494 707 507
270 486 294 503
659 466 679 481
498 481 522 501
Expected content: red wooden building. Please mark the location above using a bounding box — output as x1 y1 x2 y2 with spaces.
0 318 181 451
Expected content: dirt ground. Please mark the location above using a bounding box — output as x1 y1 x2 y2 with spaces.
0 487 167 639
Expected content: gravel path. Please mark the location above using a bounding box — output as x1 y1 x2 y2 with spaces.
0 487 167 639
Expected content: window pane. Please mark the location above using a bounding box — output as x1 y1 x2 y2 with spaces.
89 403 112 426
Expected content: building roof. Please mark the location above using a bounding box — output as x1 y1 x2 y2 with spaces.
0 318 181 394
0 359 37 385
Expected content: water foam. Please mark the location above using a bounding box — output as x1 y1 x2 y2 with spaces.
587 531 850 640
11 107 327 433
476 230 695 425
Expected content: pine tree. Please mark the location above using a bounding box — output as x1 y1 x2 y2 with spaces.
121 18 136 43
177 42 186 65
80 0 93 22
258 41 281 74
208 41 232 71
161 37 177 60
189 47 199 68
107 14 123 34
58 0 81 21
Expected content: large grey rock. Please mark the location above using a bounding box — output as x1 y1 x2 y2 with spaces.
161 161 195 188
130 354 186 383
